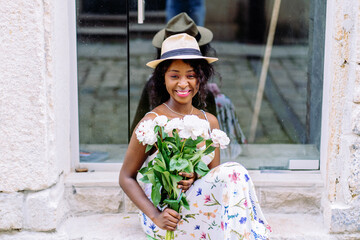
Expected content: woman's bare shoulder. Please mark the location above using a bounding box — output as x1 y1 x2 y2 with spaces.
203 111 220 129
141 105 168 121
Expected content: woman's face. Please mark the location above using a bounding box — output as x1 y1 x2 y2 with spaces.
164 60 199 104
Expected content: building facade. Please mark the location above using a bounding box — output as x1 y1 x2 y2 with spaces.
0 0 359 239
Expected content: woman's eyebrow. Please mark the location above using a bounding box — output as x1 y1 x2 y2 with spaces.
167 69 195 73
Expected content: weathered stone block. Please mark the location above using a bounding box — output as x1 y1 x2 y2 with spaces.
353 88 360 103
351 107 360 135
65 186 122 215
0 231 68 240
348 143 360 200
0 192 23 230
329 206 360 233
260 187 321 214
24 180 67 231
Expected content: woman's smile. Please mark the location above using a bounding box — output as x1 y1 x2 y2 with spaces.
175 90 191 97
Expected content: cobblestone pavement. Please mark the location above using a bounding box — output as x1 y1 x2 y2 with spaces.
77 40 308 146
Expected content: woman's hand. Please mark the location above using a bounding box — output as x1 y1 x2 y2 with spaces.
152 208 181 231
177 172 197 192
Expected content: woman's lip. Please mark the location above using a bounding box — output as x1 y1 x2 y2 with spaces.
175 90 191 97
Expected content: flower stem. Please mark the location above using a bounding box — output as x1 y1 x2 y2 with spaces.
180 139 187 153
165 230 174 240
204 143 212 151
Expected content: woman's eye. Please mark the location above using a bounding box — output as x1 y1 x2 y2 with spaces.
187 75 196 79
170 75 178 79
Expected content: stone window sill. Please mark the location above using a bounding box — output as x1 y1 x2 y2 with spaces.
65 170 323 188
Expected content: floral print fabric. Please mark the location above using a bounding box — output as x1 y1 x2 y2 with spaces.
140 162 271 239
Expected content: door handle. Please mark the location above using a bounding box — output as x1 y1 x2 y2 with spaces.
138 0 145 24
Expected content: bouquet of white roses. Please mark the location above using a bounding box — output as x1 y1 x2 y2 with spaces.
135 114 230 240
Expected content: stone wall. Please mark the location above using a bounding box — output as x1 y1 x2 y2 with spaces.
0 0 72 236
321 0 360 233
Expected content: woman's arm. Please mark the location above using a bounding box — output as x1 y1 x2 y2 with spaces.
205 112 221 170
119 121 180 231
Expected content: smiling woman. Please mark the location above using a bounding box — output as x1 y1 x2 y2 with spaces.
146 34 217 112
148 59 214 115
119 33 271 240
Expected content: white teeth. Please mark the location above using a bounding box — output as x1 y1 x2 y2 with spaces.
177 91 190 95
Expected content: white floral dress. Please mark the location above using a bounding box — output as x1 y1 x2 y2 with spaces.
139 113 271 240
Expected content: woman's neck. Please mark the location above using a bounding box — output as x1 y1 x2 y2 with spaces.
163 101 194 116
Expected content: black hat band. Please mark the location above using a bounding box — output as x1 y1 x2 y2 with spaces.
161 48 202 59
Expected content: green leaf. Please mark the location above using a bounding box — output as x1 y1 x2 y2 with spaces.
154 125 160 134
145 144 153 153
138 166 148 175
157 135 163 149
170 174 183 183
169 158 189 172
147 159 155 168
154 157 165 169
175 132 181 146
205 139 213 148
183 146 196 155
153 164 165 173
151 182 162 207
182 153 192 159
170 174 182 197
163 143 171 155
160 149 170 167
159 126 166 140
170 153 180 160
183 160 194 173
185 137 204 147
165 141 179 152
203 146 216 155
161 171 172 192
164 199 180 212
164 137 176 144
188 152 201 162
181 195 190 210
147 170 157 185
195 161 210 177
139 175 150 183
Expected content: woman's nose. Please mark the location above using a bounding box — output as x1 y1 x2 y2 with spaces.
178 77 189 88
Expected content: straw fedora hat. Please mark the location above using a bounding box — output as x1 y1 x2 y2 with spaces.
152 12 213 48
146 33 218 68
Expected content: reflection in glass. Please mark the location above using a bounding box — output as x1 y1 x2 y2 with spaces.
76 0 128 163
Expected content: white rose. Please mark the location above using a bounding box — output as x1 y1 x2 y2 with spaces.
211 129 230 149
135 119 157 145
154 115 168 127
179 115 210 140
164 118 183 135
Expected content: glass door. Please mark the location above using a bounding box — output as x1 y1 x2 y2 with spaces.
75 0 129 169
76 0 326 171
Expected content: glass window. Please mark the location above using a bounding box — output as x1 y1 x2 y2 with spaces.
76 0 326 170
76 0 129 164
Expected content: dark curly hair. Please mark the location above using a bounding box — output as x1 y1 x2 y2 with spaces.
148 59 215 109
